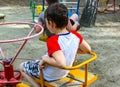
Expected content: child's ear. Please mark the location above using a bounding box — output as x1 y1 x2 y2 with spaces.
49 21 56 28
48 21 52 25
52 22 56 28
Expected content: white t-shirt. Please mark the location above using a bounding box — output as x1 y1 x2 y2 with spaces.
43 30 83 81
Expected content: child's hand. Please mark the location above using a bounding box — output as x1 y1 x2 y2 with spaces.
39 58 47 69
35 24 42 33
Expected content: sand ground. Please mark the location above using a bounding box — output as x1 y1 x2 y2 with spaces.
0 0 120 87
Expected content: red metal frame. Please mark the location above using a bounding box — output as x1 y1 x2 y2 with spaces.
106 0 119 13
98 0 120 14
0 22 43 87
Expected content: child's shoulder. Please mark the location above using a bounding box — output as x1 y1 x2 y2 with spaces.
70 30 79 35
70 30 83 41
47 35 59 42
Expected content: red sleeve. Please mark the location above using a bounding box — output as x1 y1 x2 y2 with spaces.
70 30 83 44
46 36 61 56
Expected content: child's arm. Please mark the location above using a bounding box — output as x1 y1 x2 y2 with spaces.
77 39 91 54
40 50 66 68
67 19 79 31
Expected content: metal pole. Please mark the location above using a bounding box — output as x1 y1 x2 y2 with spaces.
77 0 80 14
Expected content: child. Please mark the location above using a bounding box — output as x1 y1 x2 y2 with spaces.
67 13 80 31
35 0 59 37
36 0 80 38
19 3 91 87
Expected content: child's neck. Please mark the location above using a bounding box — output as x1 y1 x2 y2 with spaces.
55 28 69 35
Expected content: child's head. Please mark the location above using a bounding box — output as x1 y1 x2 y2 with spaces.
45 3 68 29
46 0 59 6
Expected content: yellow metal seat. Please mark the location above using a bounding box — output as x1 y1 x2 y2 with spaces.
35 75 83 87
16 52 98 87
35 52 98 87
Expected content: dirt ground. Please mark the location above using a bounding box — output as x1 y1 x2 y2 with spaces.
0 0 120 87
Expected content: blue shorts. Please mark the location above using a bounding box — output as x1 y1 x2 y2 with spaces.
23 60 40 78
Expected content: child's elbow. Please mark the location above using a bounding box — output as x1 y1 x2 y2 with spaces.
58 62 66 69
88 46 91 52
77 46 91 54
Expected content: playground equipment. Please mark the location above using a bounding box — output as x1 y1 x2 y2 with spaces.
17 52 98 87
0 22 98 87
36 52 98 87
98 0 120 13
80 0 98 27
60 0 81 22
30 0 47 22
29 0 81 23
0 22 43 87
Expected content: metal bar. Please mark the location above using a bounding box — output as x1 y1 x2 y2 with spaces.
84 64 88 87
40 69 44 87
76 0 81 14
0 48 6 60
68 8 77 10
113 0 115 12
62 52 97 70
0 22 43 43
10 23 43 65
42 0 45 11
60 2 78 4
0 22 43 65
10 25 35 65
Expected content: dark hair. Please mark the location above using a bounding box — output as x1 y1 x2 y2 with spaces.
46 0 59 5
45 3 68 28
